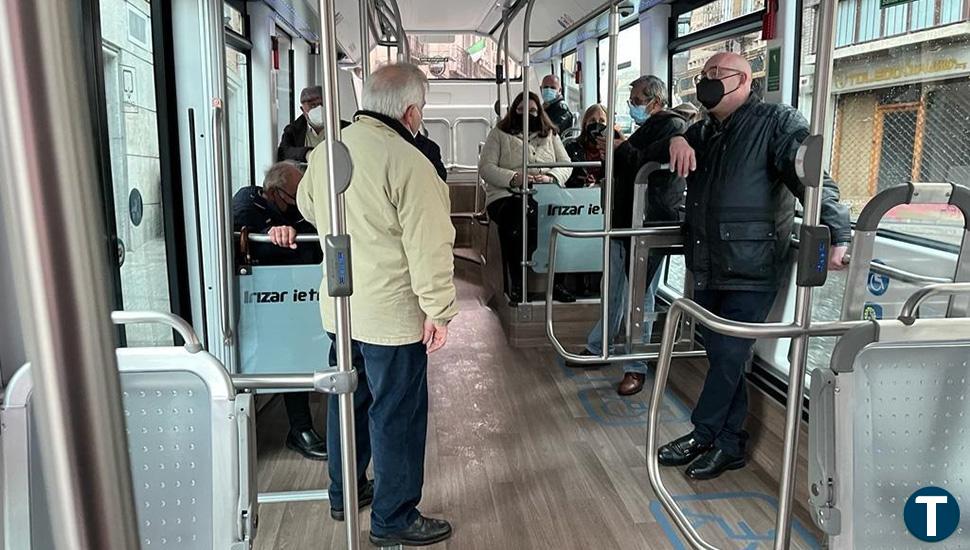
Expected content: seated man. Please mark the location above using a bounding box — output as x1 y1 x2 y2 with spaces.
232 161 326 460
655 52 850 480
540 74 575 135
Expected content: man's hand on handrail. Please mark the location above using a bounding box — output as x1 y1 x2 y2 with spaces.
669 136 696 178
268 225 298 249
829 245 848 271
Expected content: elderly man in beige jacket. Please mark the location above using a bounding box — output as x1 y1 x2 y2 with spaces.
297 63 458 547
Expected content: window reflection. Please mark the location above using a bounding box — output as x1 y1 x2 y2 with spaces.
369 34 520 80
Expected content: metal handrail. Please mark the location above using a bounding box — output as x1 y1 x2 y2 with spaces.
898 282 970 325
316 0 361 547
645 298 869 550
211 100 235 347
111 311 204 353
243 233 320 243
791 238 952 286
230 373 316 390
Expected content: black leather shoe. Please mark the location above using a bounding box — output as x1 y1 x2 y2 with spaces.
369 514 453 547
657 433 713 467
564 349 608 368
553 283 576 303
686 448 746 480
285 429 328 461
330 479 375 521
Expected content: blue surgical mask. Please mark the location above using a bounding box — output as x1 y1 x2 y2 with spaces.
628 102 649 125
541 87 558 103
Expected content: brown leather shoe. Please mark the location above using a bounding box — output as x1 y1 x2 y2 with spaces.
617 372 646 396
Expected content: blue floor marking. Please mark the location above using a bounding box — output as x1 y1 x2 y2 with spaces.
649 492 821 550
556 357 692 426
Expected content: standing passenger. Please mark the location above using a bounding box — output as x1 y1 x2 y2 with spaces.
278 86 327 163
478 91 575 304
655 52 850 480
298 63 457 546
566 76 690 399
540 74 575 135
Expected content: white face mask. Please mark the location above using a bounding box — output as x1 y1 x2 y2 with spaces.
307 105 324 128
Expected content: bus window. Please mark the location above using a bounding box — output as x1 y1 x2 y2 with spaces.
671 30 767 108
800 1 969 246
371 35 521 80
597 24 640 134
674 0 766 38
562 51 582 119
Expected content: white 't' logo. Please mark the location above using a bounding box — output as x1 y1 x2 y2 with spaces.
916 495 949 537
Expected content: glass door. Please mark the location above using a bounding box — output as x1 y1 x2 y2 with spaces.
95 0 184 346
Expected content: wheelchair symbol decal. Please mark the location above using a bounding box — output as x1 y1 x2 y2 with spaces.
867 260 890 296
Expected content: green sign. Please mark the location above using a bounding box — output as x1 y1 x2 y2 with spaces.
880 0 915 7
767 47 781 93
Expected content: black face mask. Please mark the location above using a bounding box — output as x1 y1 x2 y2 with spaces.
585 122 607 139
512 114 542 132
696 77 741 110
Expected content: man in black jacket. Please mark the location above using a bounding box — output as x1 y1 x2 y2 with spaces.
566 75 688 398
232 161 327 461
278 86 326 163
655 52 851 480
540 74 574 135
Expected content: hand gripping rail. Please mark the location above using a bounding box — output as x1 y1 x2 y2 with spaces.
840 181 970 320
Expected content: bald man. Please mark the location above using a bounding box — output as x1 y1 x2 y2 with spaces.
653 52 851 480
540 74 574 135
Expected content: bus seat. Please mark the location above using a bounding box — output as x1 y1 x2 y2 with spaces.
808 315 970 548
1 347 256 550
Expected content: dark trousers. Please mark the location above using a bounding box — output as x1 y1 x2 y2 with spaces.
283 393 315 434
325 334 429 535
487 196 536 295
690 289 777 458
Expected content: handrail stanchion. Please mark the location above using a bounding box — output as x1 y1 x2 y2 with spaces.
0 0 140 547
599 1 621 361
359 0 370 81
519 0 536 303
317 0 360 547
774 1 838 548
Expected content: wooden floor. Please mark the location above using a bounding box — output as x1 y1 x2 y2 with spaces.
252 270 822 549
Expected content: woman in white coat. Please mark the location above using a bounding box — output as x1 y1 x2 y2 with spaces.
479 91 575 305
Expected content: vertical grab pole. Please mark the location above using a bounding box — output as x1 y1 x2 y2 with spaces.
773 1 837 548
497 9 509 113
0 0 140 548
359 0 371 81
600 1 621 360
317 0 361 548
503 10 512 110
520 0 536 303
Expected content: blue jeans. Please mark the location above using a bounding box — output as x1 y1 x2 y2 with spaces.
585 240 662 374
325 334 428 535
689 290 776 458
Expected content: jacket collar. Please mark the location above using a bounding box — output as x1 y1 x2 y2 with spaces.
710 92 760 132
354 110 416 145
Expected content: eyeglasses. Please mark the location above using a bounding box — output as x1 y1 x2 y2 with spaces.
628 95 655 107
277 188 298 205
694 66 743 84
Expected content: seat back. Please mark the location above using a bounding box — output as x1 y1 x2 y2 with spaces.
809 318 970 549
1 347 255 550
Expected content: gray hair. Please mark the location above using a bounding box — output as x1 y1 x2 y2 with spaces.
361 63 427 119
630 75 668 107
263 161 301 192
300 86 322 104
